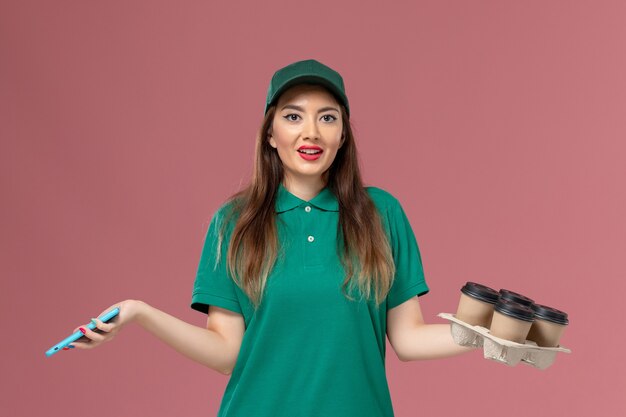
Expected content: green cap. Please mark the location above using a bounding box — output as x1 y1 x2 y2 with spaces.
264 59 350 117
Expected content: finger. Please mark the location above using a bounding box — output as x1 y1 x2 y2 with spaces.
69 340 93 350
79 326 107 343
90 317 114 333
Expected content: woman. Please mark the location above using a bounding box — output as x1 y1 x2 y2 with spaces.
70 59 474 417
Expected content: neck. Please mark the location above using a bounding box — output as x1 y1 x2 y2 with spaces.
282 176 327 201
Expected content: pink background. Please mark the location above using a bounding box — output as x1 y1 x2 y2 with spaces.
2 1 625 416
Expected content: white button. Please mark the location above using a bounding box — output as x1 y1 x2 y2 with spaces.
307 235 314 242
305 206 311 212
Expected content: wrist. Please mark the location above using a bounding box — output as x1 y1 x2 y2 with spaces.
127 299 149 324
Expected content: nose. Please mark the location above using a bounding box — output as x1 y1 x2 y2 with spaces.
302 115 321 140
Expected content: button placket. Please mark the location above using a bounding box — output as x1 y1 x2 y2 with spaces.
305 206 314 244
302 203 321 268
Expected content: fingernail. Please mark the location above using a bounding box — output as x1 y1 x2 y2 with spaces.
90 318 98 326
79 327 86 334
68 345 75 349
63 347 70 350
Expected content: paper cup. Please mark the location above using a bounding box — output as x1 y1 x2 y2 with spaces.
527 304 569 347
489 299 534 344
455 282 500 328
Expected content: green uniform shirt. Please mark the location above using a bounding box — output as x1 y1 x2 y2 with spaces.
191 183 429 417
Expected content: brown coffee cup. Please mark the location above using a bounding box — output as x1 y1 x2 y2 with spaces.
489 299 535 344
527 304 569 347
455 282 500 328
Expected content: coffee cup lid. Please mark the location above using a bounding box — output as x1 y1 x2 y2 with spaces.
461 282 500 304
499 289 535 307
532 303 569 325
494 299 535 322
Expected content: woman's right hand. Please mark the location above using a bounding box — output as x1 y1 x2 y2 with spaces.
68 299 144 350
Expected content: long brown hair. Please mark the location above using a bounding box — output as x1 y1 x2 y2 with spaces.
215 93 396 310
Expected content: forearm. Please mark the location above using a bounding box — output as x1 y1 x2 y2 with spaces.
398 323 475 361
133 300 236 374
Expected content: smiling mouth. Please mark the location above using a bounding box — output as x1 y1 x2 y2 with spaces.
297 149 323 155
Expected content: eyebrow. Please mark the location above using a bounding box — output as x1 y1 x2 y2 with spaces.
280 104 340 114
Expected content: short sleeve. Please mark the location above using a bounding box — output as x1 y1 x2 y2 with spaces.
386 198 429 310
191 205 243 315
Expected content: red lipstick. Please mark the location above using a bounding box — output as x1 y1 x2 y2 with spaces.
297 145 323 161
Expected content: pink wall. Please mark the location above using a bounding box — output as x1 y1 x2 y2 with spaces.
2 1 625 416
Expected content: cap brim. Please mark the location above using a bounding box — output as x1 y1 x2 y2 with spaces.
268 75 346 111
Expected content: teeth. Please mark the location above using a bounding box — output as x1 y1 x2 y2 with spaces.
299 149 321 154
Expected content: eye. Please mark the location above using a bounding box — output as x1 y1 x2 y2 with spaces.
322 115 337 122
284 114 300 121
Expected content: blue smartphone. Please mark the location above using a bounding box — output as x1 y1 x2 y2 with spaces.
45 307 120 357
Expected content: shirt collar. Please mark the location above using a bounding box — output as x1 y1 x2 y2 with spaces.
275 182 339 213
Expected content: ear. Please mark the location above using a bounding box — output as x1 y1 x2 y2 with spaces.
268 131 277 149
